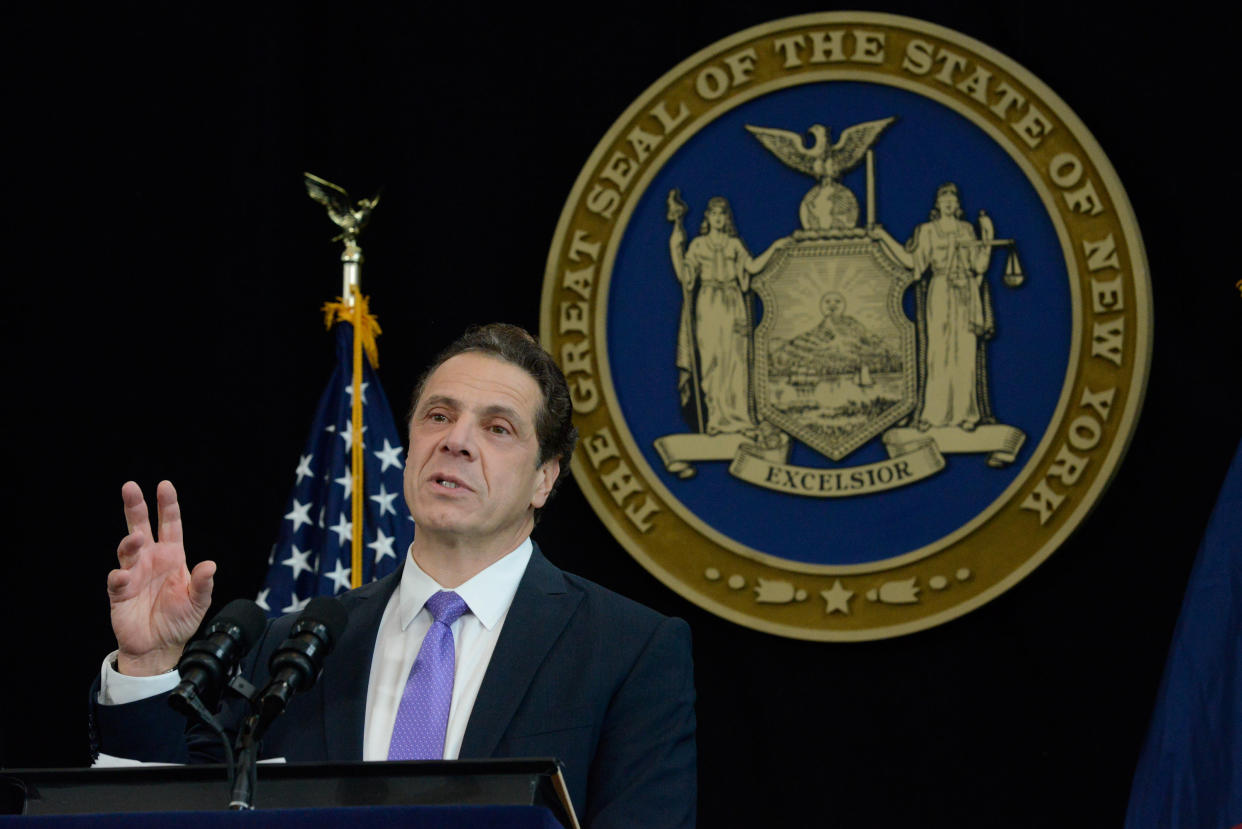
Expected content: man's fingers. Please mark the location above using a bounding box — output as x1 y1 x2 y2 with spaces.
188 560 216 611
116 532 145 565
156 480 183 544
106 568 132 600
121 481 152 539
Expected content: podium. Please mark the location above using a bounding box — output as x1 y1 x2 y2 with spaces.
0 759 579 827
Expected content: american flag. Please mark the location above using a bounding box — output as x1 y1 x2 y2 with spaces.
257 322 413 617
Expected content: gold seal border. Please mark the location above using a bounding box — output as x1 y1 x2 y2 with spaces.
540 12 1152 640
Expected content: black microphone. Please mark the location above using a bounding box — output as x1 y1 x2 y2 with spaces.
253 596 348 735
169 599 267 717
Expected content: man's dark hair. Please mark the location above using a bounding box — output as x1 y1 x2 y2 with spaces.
408 323 577 521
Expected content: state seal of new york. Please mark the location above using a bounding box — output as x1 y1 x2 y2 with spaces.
540 13 1152 640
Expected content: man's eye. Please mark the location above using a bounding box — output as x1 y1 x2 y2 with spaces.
489 424 510 435
429 413 448 423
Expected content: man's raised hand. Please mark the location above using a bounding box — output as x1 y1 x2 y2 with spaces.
107 481 216 676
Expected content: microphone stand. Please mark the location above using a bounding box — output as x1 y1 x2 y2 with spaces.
228 713 262 810
222 597 348 809
171 686 237 789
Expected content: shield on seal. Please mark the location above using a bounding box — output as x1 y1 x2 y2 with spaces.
752 235 917 460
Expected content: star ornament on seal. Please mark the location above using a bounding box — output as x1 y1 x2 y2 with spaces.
540 12 1151 640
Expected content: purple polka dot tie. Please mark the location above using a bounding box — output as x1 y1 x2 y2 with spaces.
388 590 470 760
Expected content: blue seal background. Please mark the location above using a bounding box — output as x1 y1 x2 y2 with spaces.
607 82 1071 566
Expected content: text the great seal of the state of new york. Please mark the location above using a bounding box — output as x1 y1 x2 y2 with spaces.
540 12 1152 640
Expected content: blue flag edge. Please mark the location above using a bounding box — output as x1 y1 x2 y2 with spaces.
1125 440 1242 828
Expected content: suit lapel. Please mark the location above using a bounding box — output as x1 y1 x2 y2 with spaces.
320 568 402 762
460 545 582 757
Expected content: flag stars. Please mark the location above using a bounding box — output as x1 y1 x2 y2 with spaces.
285 499 313 533
373 439 404 472
295 454 314 485
370 483 399 517
338 423 368 453
282 594 310 614
334 470 354 499
329 514 354 547
262 365 409 617
282 545 315 580
369 527 397 563
324 559 352 593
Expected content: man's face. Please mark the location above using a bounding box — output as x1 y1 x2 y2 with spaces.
404 352 559 552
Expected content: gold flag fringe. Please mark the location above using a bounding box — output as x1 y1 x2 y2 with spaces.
321 294 382 369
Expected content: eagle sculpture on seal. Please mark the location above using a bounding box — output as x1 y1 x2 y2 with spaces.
745 117 895 231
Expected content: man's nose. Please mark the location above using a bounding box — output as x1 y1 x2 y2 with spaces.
440 417 476 457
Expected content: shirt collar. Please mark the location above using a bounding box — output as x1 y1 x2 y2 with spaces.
397 537 533 632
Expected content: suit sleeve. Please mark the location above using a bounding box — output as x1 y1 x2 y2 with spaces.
89 676 194 763
88 619 280 765
584 616 697 829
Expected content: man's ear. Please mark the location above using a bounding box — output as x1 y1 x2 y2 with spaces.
531 457 561 509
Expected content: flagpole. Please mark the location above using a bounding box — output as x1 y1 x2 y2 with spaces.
342 244 361 311
261 174 405 617
304 173 382 591
349 283 365 589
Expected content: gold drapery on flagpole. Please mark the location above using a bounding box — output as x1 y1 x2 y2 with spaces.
322 293 383 588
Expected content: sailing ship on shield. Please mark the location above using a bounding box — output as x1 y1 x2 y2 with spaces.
655 117 1027 495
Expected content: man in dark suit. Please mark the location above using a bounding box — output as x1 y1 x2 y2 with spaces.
93 324 697 827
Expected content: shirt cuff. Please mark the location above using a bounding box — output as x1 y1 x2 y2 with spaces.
98 649 181 705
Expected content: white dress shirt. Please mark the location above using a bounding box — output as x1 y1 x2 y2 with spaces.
99 538 533 762
364 539 530 760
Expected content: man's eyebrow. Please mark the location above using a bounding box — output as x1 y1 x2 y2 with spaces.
479 403 527 427
419 396 527 428
418 394 461 413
